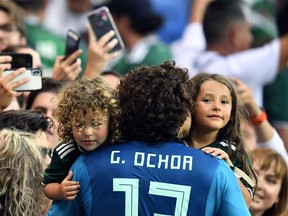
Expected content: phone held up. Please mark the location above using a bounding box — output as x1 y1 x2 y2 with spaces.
88 6 125 53
64 29 80 60
0 52 42 91
3 68 42 91
0 52 33 69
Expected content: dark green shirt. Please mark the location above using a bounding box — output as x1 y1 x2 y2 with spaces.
203 139 253 193
111 36 172 75
42 141 82 185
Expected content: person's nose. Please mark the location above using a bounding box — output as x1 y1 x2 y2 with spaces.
82 125 94 137
212 101 221 111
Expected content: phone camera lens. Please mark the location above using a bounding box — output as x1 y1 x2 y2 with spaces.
32 70 40 75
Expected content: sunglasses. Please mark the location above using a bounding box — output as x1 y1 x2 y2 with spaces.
39 147 53 158
0 24 18 33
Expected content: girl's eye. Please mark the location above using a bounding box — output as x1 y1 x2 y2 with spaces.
202 98 211 103
266 178 277 185
221 100 229 104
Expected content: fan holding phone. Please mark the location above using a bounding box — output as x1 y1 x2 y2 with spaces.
88 6 124 53
88 0 172 76
84 7 123 78
0 52 42 92
64 30 81 61
50 29 82 81
0 63 29 111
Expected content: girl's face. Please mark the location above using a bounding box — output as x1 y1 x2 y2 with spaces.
249 161 282 215
72 109 109 152
193 80 232 133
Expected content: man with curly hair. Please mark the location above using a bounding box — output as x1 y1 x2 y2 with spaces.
47 61 250 215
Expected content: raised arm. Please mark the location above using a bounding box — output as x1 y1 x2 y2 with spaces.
190 0 213 23
172 0 213 72
230 77 288 162
51 49 83 81
84 24 119 79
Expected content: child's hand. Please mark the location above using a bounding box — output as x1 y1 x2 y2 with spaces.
60 171 80 200
202 147 233 167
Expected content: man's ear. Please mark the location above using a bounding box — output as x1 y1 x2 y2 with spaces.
228 25 242 50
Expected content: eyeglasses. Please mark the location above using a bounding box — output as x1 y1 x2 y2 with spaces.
39 147 53 158
0 24 18 33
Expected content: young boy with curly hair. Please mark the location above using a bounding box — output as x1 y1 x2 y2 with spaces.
42 77 121 200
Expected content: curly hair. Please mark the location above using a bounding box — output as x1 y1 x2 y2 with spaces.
54 77 121 144
0 129 47 216
189 73 255 182
118 61 195 143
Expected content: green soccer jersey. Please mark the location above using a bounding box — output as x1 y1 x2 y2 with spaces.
42 141 82 185
202 139 254 194
111 36 172 75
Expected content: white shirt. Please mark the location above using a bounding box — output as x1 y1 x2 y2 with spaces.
173 23 280 106
42 0 91 37
258 129 288 164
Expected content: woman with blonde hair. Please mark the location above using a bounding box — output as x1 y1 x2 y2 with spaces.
0 129 48 216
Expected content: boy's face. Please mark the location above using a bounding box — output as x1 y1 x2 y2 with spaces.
72 108 109 151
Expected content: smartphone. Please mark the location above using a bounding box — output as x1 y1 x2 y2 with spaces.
64 29 80 60
3 68 42 91
0 53 33 69
88 6 125 52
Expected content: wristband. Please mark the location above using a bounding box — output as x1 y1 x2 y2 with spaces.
251 111 267 125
